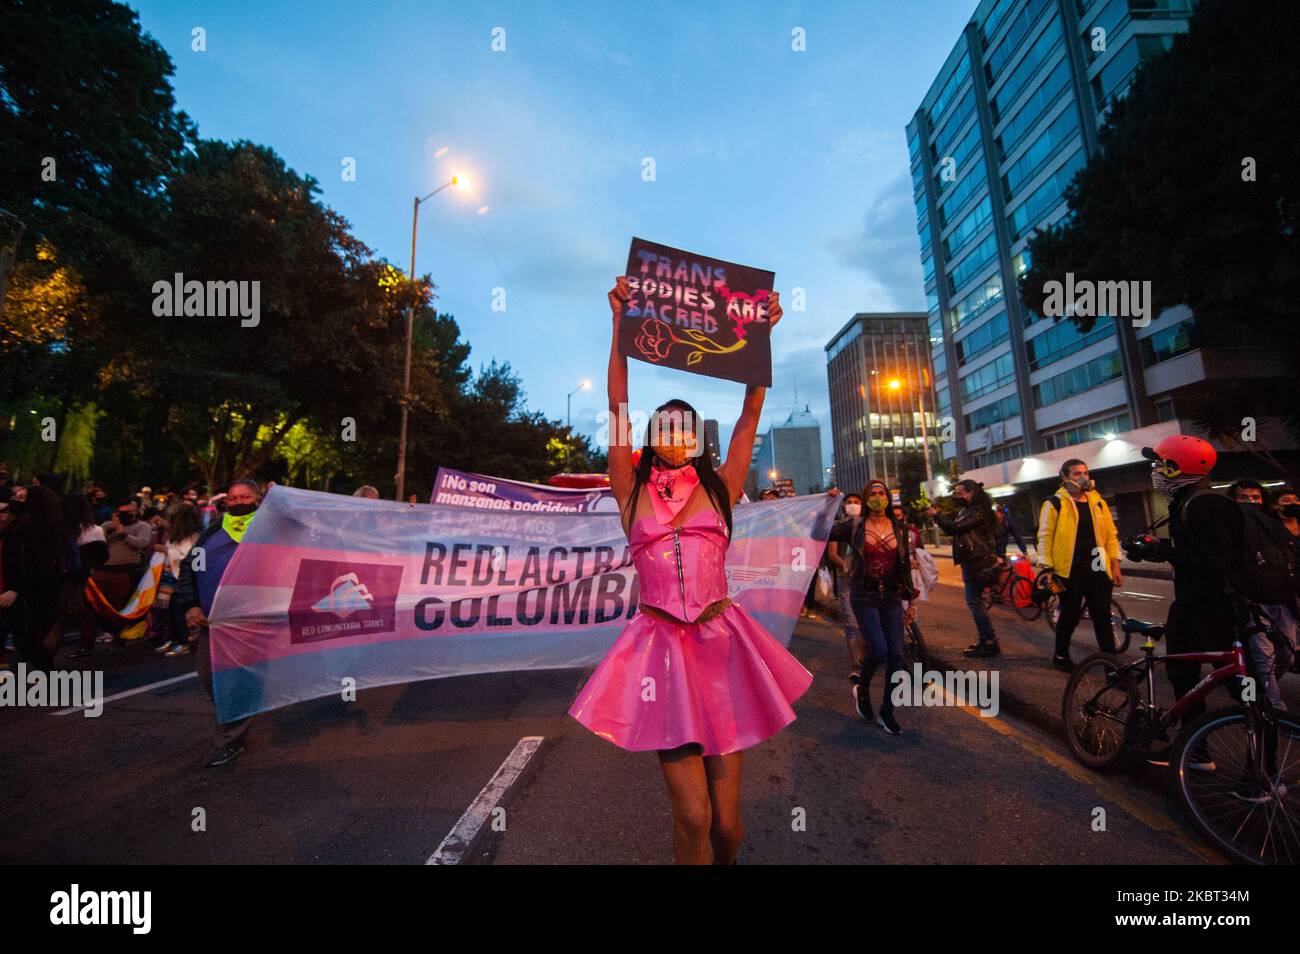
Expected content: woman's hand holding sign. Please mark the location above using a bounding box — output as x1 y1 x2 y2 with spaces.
608 275 630 329
768 290 782 328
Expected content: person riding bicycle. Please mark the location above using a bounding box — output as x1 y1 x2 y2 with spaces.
1137 435 1244 735
1037 458 1121 672
992 504 1028 562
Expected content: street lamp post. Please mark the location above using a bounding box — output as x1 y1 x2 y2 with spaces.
395 175 463 502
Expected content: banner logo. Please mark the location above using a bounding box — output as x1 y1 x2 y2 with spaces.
289 559 402 643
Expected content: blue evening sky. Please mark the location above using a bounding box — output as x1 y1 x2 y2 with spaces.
129 0 974 474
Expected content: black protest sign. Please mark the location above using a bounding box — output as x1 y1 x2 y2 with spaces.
620 237 775 386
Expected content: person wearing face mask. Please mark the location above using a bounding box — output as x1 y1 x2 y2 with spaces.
1037 459 1121 671
1139 435 1242 738
827 494 866 683
1231 482 1299 707
70 498 154 657
829 480 917 734
175 478 264 767
927 480 1002 658
569 276 813 865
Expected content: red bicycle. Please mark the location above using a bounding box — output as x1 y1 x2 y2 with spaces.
1061 604 1300 864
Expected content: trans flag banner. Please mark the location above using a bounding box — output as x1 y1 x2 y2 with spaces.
208 485 838 722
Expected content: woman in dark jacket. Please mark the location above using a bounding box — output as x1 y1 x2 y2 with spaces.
0 485 69 671
829 479 917 735
927 479 1002 658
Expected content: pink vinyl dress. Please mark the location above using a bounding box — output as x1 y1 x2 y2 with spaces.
568 509 813 756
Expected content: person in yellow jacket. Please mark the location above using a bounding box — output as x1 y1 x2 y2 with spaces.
1038 458 1122 671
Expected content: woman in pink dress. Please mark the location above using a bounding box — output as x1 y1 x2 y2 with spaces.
568 276 814 864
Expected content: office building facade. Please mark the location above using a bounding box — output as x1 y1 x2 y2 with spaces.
748 406 826 497
826 312 940 497
907 0 1294 534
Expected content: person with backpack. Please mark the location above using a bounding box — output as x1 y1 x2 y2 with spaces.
926 479 1002 658
1037 459 1122 671
1228 481 1298 709
1138 436 1251 736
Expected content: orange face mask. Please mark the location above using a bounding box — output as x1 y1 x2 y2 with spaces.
652 433 697 468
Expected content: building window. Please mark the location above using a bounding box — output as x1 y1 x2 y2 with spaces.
948 274 1004 333
1155 398 1177 422
1001 108 1080 202
965 394 1020 432
1026 315 1114 370
1042 413 1132 450
1006 147 1086 241
1032 350 1123 407
1139 317 1198 366
985 0 1054 84
943 196 994 260
961 352 1017 402
947 232 999 294
995 57 1073 162
970 441 1026 468
956 312 1011 366
990 15 1065 124
937 155 987 227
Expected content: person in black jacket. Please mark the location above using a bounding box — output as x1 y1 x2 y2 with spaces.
0 485 68 671
927 479 1002 658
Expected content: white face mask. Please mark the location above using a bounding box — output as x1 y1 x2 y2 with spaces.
844 503 862 517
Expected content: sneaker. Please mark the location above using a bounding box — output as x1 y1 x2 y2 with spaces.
876 713 902 736
95 631 113 644
154 642 175 655
203 744 245 768
852 684 873 722
164 643 191 656
849 669 861 685
1051 654 1075 673
964 641 1001 658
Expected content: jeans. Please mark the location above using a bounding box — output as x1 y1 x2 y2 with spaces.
850 589 906 716
1253 602 1298 710
960 563 998 645
1053 569 1117 657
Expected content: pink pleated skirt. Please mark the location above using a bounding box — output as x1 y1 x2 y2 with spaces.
568 602 813 756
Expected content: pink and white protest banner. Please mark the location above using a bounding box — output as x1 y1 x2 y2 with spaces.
208 486 838 722
431 466 615 513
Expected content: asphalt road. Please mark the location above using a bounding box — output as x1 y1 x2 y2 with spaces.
0 567 1222 864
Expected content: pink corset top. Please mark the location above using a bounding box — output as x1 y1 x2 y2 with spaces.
630 510 730 623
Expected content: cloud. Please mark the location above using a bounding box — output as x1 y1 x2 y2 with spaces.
824 172 928 311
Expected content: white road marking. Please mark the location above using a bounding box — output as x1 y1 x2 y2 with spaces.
53 672 198 716
427 736 544 865
1118 590 1162 600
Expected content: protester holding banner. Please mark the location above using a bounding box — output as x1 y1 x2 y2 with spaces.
176 479 262 767
568 271 814 866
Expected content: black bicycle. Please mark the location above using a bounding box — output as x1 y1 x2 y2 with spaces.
1036 568 1130 653
1062 606 1300 865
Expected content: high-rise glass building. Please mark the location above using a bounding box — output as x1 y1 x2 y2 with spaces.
908 0 1202 474
899 0 1300 534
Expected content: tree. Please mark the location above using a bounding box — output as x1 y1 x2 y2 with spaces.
1018 0 1299 476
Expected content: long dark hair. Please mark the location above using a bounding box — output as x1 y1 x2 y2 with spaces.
16 485 68 563
956 478 994 514
61 491 97 534
623 398 733 537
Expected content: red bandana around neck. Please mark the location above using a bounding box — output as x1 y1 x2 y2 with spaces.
648 462 701 524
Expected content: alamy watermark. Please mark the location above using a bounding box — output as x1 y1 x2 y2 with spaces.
1041 272 1152 327
0 664 103 717
890 664 1000 718
151 273 261 327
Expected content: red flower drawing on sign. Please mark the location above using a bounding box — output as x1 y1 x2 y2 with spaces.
635 319 680 362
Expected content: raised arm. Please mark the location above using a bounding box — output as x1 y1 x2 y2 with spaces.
717 291 781 501
605 276 636 510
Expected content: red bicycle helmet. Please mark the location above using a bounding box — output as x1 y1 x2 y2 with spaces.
1141 434 1217 477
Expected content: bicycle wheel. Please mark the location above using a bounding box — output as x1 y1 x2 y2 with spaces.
1012 574 1041 621
1061 652 1137 770
1109 598 1129 653
1172 706 1300 865
1042 594 1060 632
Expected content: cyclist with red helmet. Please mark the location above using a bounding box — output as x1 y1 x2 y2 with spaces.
1139 435 1243 735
